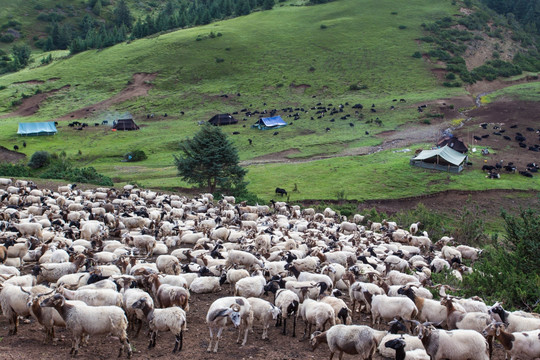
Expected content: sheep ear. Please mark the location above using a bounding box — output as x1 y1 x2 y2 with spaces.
496 325 501 336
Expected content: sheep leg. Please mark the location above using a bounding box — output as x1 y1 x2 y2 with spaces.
8 313 18 335
262 324 268 340
213 327 224 353
292 316 296 338
282 318 287 335
148 331 157 349
207 327 214 352
134 319 142 338
173 330 183 353
72 333 81 357
120 336 132 359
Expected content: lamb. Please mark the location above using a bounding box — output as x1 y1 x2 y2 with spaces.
189 275 226 294
413 321 489 360
225 249 264 270
482 322 540 360
371 294 418 326
409 222 421 235
132 297 187 353
274 288 300 337
206 296 253 353
384 338 430 360
298 298 336 339
80 220 104 240
379 333 426 359
234 273 266 298
349 280 384 315
40 294 132 358
310 324 377 360
247 297 281 339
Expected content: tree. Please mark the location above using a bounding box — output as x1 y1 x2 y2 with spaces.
173 125 247 193
11 44 31 69
262 0 274 10
113 0 133 29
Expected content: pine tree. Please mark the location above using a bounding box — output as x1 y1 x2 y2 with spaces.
262 0 274 10
113 0 133 29
92 0 102 16
173 124 247 193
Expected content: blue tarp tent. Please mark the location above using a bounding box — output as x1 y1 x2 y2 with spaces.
252 116 287 130
410 145 468 173
17 122 57 136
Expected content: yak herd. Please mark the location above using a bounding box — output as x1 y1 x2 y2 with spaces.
0 178 539 359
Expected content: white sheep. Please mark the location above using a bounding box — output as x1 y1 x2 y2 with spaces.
225 268 250 293
310 324 377 360
156 254 180 275
206 296 253 353
482 322 540 360
413 321 489 360
34 254 86 284
132 297 187 353
0 284 50 335
379 333 426 359
225 249 264 270
189 275 225 294
384 337 430 360
488 302 540 332
234 273 266 298
40 294 132 358
297 298 336 339
247 297 281 339
58 286 123 307
371 294 418 326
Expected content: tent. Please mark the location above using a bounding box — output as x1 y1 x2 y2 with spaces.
437 135 468 153
251 116 287 130
410 145 468 173
208 114 237 126
113 118 139 131
17 122 57 136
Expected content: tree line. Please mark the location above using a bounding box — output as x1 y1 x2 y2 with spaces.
481 0 540 36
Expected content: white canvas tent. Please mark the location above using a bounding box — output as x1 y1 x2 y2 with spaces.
410 145 468 173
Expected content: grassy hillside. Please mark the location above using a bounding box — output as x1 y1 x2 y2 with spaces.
0 0 538 199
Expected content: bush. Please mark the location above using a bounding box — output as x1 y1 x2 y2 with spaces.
28 151 51 169
0 34 15 43
349 84 367 91
123 149 147 162
0 163 29 177
320 24 327 29
398 25 407 30
412 51 422 58
39 158 113 186
445 73 456 80
215 57 224 63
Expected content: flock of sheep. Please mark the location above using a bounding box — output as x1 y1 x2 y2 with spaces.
0 177 539 359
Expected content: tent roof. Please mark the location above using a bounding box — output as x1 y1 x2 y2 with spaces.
412 145 467 166
17 122 57 136
208 114 237 125
437 136 468 153
258 116 286 127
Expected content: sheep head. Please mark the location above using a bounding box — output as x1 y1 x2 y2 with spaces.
40 293 65 308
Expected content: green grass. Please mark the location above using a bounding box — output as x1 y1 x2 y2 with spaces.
481 81 540 103
3 0 535 201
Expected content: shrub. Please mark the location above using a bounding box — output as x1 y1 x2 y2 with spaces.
0 34 15 43
412 51 422 58
398 25 407 30
123 149 147 162
349 84 367 91
215 57 224 63
0 163 29 177
445 73 456 80
320 24 327 29
28 151 51 169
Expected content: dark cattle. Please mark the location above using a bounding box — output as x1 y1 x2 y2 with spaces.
473 136 482 141
352 104 363 109
371 108 377 113
365 131 369 135
493 132 501 136
526 127 535 132
94 123 99 126
392 99 397 102
13 145 19 151
486 171 500 179
273 132 279 136
482 165 495 172
330 119 335 122
349 123 354 127
232 132 240 135
515 135 526 142
529 146 539 152
417 107 423 113
102 120 108 125
248 139 252 146
371 104 376 108
325 127 331 132
275 188 287 196
480 123 488 129
519 171 533 178
504 165 516 173
518 142 526 148
503 136 511 140
481 134 489 138
22 142 26 148
400 99 406 102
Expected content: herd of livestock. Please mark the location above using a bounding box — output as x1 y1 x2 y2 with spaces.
0 177 539 359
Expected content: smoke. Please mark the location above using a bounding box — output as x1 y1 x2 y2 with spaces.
100 111 133 126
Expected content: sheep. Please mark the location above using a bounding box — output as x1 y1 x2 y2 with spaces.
409 222 421 235
455 245 482 262
10 222 43 240
156 254 180 275
398 285 447 327
148 274 190 310
132 297 187 353
319 294 352 325
288 264 333 290
482 322 540 360
310 324 377 360
379 333 426 359
441 245 462 263
234 273 266 298
23 289 66 343
122 287 154 337
158 274 188 289
413 321 489 360
33 254 86 284
189 275 226 294
57 286 123 307
124 234 156 257
384 338 430 360
440 296 490 332
488 302 540 332
274 288 300 337
0 284 51 335
225 249 264 270
40 294 132 358
80 220 104 240
247 297 281 339
225 268 250 293
386 270 420 286
297 298 336 340
206 296 253 353
349 280 384 315
371 294 418 326
291 256 320 272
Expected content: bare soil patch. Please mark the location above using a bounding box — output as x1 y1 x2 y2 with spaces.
0 145 26 163
54 73 157 122
12 80 45 85
457 100 540 171
0 85 71 118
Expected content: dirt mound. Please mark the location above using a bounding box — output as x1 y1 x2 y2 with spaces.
0 145 26 163
55 73 157 121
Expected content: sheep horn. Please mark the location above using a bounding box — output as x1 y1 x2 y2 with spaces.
37 290 54 297
20 287 32 295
